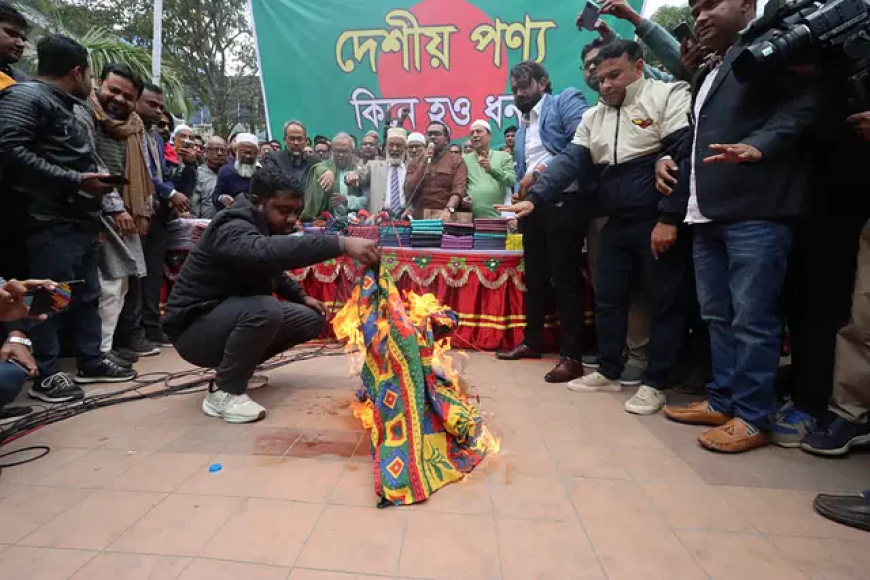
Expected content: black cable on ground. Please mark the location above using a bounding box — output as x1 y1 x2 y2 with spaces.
0 343 347 469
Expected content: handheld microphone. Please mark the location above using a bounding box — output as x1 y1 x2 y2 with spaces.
426 143 435 164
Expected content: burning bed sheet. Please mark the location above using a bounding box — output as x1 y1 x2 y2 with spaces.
333 266 498 507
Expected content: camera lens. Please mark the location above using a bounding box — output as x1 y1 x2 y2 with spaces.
733 24 814 81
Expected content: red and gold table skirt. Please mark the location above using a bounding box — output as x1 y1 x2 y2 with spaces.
165 248 593 351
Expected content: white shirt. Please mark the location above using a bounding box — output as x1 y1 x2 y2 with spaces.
384 163 407 208
685 66 720 225
523 94 554 176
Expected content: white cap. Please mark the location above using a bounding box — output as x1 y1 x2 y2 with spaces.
235 132 259 146
386 127 407 142
171 124 192 138
408 132 426 145
470 119 491 133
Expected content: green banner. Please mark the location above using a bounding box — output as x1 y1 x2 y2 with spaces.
250 0 644 142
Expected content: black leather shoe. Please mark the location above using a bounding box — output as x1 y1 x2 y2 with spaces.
814 490 870 532
495 344 542 361
544 357 584 383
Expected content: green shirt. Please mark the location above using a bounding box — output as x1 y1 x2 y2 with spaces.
463 149 516 218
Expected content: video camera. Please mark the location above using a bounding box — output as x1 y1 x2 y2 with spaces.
732 0 870 110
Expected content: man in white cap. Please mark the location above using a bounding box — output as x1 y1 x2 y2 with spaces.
463 120 516 219
347 127 409 216
407 132 426 161
213 132 260 211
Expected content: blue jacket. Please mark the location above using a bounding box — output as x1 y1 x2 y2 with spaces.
514 88 589 182
144 131 175 199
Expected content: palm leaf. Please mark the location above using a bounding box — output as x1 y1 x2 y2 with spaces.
13 2 189 115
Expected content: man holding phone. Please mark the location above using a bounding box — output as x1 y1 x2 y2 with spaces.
0 35 140 403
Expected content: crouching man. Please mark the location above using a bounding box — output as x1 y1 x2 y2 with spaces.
163 165 380 423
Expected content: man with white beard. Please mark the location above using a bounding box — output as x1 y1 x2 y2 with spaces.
213 132 260 211
347 127 408 216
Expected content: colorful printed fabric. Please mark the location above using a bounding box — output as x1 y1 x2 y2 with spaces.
335 266 489 506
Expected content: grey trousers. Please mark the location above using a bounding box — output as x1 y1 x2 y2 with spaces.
587 216 650 369
831 218 870 423
173 295 325 395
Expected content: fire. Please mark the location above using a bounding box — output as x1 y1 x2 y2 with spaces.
334 286 499 455
350 399 375 430
405 291 468 388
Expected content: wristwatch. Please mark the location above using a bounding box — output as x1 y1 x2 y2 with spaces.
6 336 32 350
447 207 456 214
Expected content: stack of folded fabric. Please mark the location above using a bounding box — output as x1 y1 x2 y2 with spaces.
473 218 508 250
505 233 524 251
347 225 379 244
379 220 411 248
441 222 474 250
410 219 443 249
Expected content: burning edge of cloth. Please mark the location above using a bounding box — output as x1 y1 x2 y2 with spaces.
333 266 499 507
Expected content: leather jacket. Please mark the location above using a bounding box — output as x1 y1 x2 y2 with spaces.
0 80 99 226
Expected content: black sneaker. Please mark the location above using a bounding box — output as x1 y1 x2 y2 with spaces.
0 405 33 426
29 373 85 403
112 348 139 364
105 351 134 369
74 358 137 384
126 335 160 357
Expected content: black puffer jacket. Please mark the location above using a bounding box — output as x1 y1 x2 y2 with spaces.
163 195 345 339
0 81 98 224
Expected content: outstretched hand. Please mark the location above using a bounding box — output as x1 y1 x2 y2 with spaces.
495 200 535 219
703 143 762 164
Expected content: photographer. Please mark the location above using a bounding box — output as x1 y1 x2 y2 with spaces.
660 0 820 453
0 278 55 426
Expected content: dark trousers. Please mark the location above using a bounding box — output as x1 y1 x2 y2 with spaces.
694 220 792 430
114 204 170 346
173 296 325 395
520 201 588 360
596 218 691 388
25 224 103 376
784 216 863 416
0 362 27 408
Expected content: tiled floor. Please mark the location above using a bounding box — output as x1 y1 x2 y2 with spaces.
0 349 868 580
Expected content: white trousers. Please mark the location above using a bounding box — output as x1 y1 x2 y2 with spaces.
98 273 129 353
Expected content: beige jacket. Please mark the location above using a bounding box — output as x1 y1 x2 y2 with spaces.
573 76 691 165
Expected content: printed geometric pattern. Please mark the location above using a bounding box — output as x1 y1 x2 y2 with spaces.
347 266 489 506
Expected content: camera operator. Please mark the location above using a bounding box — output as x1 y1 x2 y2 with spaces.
660 0 820 453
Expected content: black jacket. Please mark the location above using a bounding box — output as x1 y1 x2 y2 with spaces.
162 195 344 339
0 81 98 225
675 45 820 222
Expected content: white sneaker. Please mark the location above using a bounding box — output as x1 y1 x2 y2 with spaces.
202 390 266 423
624 385 667 415
567 372 623 393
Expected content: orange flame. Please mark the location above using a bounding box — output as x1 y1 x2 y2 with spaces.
478 425 501 455
405 291 468 389
350 399 375 430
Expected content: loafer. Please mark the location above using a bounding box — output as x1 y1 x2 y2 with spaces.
664 400 731 426
544 357 584 383
699 418 770 453
813 490 870 532
495 343 542 361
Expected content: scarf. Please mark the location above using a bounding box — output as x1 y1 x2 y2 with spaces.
88 90 154 219
0 70 15 91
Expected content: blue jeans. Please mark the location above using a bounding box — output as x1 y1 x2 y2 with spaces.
25 224 103 376
0 361 28 408
693 221 792 430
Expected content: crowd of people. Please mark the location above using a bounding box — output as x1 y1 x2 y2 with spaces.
1 0 869 530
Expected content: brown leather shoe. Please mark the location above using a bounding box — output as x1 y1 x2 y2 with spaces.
698 418 770 453
663 400 731 426
496 343 542 361
544 357 584 383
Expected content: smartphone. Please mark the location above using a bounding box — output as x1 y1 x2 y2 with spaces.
102 174 130 187
578 0 600 31
672 22 693 42
25 281 81 316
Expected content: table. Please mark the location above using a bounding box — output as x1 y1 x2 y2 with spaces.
165 221 593 351
287 248 533 351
